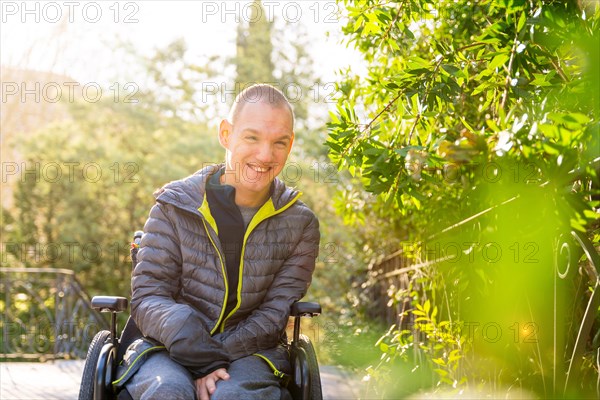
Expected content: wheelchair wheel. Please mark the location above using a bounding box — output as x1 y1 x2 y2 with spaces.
79 330 111 400
291 334 322 400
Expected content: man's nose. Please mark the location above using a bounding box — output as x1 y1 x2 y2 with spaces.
255 143 274 163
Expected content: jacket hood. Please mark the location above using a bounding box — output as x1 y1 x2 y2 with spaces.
154 164 300 215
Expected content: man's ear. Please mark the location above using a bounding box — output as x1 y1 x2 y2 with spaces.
218 119 233 148
287 132 295 155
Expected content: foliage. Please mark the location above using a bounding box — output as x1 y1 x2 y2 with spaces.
329 0 600 397
370 300 469 397
329 0 599 237
2 42 222 295
115 37 224 123
234 0 275 91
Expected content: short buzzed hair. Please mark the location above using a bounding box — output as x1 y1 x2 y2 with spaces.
229 84 295 127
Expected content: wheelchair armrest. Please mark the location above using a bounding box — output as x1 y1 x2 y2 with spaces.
92 296 128 313
291 301 321 317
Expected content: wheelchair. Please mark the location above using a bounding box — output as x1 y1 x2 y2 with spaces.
79 231 323 400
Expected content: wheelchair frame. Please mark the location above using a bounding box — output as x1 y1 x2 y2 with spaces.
79 232 323 400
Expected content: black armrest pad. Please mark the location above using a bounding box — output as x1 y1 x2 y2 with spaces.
92 296 128 313
291 301 321 317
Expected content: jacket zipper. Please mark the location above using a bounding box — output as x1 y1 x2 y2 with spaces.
217 192 302 332
111 345 166 386
253 353 290 384
198 194 229 335
200 218 229 335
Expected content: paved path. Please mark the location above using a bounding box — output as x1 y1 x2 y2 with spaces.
0 361 360 399
1 361 83 400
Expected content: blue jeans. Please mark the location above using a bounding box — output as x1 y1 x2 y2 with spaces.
124 351 291 400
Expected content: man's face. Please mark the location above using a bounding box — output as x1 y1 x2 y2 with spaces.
219 101 294 205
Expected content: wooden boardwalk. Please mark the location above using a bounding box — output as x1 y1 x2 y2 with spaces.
0 361 360 400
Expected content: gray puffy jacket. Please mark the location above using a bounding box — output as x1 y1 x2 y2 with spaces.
130 164 320 379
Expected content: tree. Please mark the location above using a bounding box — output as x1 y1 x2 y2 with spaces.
2 43 223 295
329 0 599 397
232 0 327 156
234 0 275 91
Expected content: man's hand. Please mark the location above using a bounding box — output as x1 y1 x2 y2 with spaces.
195 368 230 400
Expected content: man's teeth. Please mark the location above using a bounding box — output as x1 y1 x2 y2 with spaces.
250 165 269 172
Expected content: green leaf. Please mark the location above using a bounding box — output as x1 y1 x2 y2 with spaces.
583 210 599 220
396 145 426 157
517 12 526 31
489 54 510 70
538 124 559 138
412 196 421 210
448 349 462 362
374 9 391 24
407 56 431 68
363 20 381 36
353 15 364 32
403 27 415 40
460 117 477 133
530 73 553 87
379 342 390 353
548 112 590 126
432 357 446 366
442 64 460 76
570 217 587 232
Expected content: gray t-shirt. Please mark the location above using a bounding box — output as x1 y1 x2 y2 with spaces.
238 205 260 228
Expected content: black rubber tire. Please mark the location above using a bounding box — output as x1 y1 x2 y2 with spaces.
297 334 322 400
78 330 111 400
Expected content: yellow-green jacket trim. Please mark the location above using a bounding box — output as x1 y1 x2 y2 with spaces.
253 353 290 384
218 193 302 332
198 192 228 335
112 345 166 386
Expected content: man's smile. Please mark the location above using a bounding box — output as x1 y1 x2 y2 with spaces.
247 163 272 174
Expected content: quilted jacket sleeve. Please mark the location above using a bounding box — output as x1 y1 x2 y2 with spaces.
131 202 230 378
215 209 320 360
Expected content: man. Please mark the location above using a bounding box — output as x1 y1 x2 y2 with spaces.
122 84 320 400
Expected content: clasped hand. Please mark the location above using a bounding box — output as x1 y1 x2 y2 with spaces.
195 368 230 400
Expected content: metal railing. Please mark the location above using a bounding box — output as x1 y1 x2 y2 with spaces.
0 267 109 360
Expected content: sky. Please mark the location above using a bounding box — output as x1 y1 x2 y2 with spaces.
1 0 363 89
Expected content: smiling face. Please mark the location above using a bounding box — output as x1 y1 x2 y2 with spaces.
218 100 294 207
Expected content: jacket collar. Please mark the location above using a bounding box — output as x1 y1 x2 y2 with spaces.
154 164 299 216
